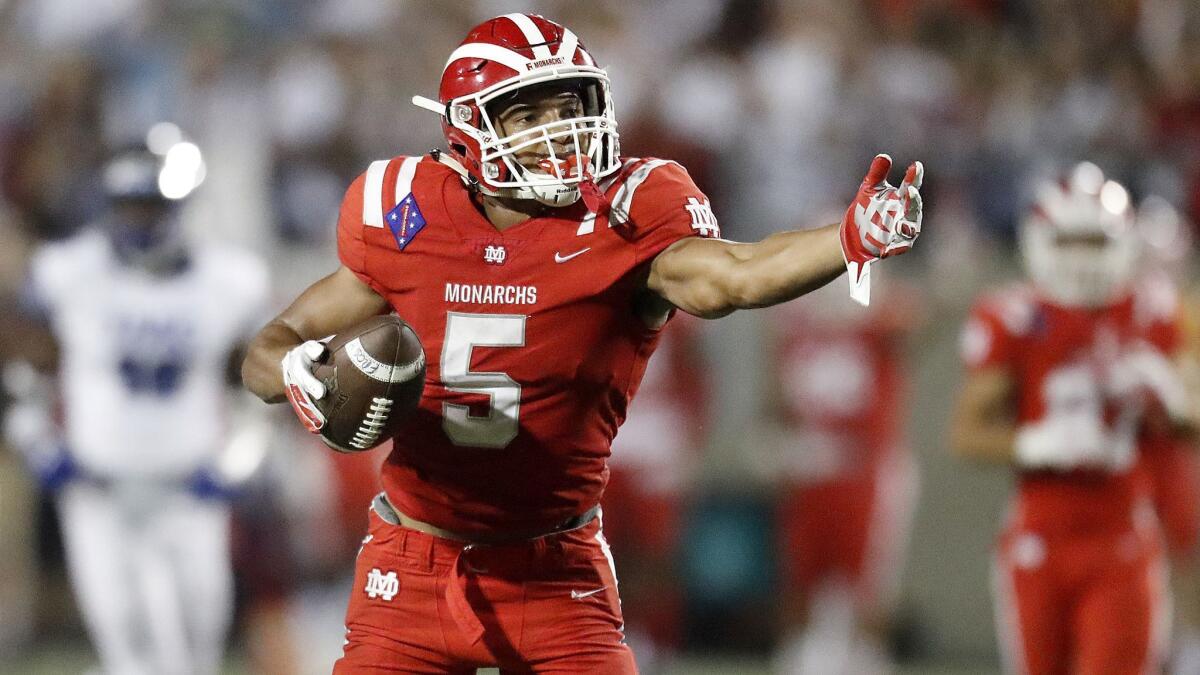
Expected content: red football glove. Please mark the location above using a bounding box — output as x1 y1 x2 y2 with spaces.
840 154 924 306
281 340 328 433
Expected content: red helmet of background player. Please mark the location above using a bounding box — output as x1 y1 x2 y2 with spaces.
412 13 620 208
1020 162 1139 307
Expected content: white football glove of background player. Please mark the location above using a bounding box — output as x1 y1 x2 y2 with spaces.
2 360 78 490
1107 341 1191 425
1014 411 1130 471
281 340 328 433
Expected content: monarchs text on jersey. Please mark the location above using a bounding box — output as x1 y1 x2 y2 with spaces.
337 155 719 536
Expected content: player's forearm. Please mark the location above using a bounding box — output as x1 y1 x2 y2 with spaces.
949 420 1017 464
242 321 304 403
724 224 846 309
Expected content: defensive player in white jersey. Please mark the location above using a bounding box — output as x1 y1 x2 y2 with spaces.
7 136 269 675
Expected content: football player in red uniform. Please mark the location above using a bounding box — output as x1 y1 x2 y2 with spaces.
242 13 924 673
768 280 921 675
951 163 1198 675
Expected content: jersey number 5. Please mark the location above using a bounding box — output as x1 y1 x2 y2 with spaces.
440 313 525 448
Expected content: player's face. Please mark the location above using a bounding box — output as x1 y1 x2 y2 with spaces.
109 199 184 269
112 200 171 233
1054 232 1109 251
492 85 585 174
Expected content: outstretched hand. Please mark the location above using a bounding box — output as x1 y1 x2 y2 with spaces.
840 154 924 306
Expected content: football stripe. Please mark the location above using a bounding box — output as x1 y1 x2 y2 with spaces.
362 160 389 228
394 156 421 205
504 13 553 59
444 42 530 74
609 159 675 227
345 337 425 383
557 28 579 61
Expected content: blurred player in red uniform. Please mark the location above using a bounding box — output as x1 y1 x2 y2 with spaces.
768 280 920 675
242 13 925 673
602 313 707 669
951 163 1199 675
1136 196 1200 674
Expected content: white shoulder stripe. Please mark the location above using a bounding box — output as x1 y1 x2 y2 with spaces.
610 159 676 227
444 42 530 73
504 13 552 60
362 160 389 228
394 156 421 204
575 158 642 236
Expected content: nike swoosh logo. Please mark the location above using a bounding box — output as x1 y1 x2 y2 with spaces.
555 247 591 263
570 586 606 600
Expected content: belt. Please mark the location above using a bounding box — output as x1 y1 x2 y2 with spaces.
371 492 601 645
370 492 599 545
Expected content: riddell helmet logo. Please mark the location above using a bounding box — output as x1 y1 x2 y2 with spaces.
526 56 565 70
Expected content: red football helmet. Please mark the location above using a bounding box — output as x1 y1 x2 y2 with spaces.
412 13 620 207
1020 162 1138 307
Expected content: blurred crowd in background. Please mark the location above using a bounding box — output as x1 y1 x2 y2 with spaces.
2 0 1200 673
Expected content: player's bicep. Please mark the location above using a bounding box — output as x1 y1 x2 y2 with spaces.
647 237 751 319
272 266 391 340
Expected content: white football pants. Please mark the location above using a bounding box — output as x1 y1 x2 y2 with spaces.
57 481 233 675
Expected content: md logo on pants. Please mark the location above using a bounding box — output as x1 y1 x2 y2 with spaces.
365 568 399 601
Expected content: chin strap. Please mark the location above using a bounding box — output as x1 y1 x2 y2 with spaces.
432 151 502 197
578 174 607 214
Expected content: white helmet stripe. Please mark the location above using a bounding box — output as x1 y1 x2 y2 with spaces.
504 13 553 59
444 42 530 74
557 28 579 61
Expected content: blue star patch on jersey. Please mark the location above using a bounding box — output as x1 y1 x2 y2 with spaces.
385 193 426 251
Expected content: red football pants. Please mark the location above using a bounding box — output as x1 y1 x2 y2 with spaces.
777 451 917 609
334 505 637 674
991 523 1169 675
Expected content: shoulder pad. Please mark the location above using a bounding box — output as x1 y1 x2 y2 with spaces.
361 156 423 229
979 284 1038 337
608 158 682 228
1133 273 1180 327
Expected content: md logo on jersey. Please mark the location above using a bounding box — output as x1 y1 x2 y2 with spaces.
364 568 399 601
385 194 426 251
483 245 507 265
685 196 720 238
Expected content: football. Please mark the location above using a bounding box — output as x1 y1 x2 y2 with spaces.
312 314 425 452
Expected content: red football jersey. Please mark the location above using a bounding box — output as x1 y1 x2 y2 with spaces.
337 154 719 536
769 284 916 479
961 279 1182 534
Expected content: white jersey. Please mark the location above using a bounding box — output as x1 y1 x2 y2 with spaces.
29 229 269 480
